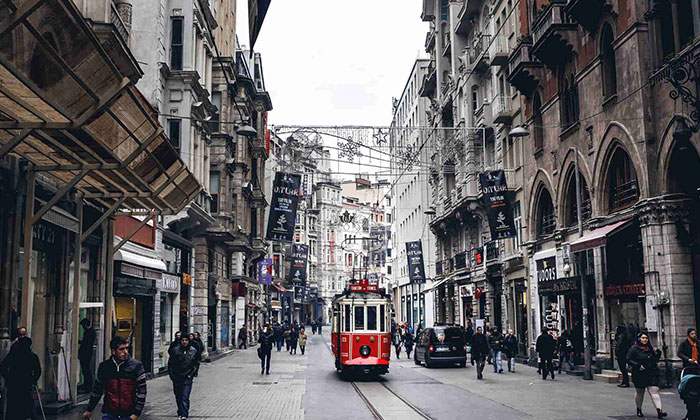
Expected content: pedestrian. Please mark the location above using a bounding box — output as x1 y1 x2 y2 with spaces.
485 325 493 365
79 318 97 393
284 326 291 351
168 334 199 420
403 329 415 359
416 323 424 337
0 336 41 420
557 329 575 374
626 332 667 418
258 325 274 375
299 328 308 355
317 317 323 335
273 323 283 352
678 327 699 368
238 325 248 349
615 325 632 388
472 327 489 380
83 336 147 420
536 327 556 380
393 325 403 359
289 325 299 355
488 327 504 373
504 329 518 373
169 331 182 353
311 320 317 335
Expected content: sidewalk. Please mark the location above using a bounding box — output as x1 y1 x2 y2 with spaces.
50 345 306 420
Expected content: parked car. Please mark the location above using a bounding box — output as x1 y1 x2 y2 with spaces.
414 326 467 368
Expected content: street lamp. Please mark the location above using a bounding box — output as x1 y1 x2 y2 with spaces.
236 123 258 137
508 125 530 138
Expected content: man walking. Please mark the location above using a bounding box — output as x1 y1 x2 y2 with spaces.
536 327 556 380
504 330 518 373
472 327 489 380
615 325 632 387
1 336 41 419
273 323 284 351
238 325 248 349
678 327 699 368
168 335 199 420
79 318 97 393
557 329 575 374
488 327 504 373
259 325 274 375
289 324 299 355
83 336 147 420
317 317 323 335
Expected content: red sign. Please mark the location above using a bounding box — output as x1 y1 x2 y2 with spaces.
475 248 483 265
349 278 378 292
265 129 271 157
474 286 483 300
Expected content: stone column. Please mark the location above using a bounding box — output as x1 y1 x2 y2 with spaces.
193 236 209 348
114 1 132 32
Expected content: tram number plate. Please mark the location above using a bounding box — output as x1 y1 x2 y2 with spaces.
436 346 450 352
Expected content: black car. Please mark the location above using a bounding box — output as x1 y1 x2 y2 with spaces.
414 326 467 368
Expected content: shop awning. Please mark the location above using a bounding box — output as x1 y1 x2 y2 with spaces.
570 219 633 252
425 276 450 292
0 0 202 215
114 249 167 272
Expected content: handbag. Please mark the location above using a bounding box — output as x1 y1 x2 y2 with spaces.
257 347 263 360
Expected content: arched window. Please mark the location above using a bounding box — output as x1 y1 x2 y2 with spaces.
600 24 617 99
536 187 555 238
564 167 591 226
559 66 579 130
533 93 544 152
607 147 639 212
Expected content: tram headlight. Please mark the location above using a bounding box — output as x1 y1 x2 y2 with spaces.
359 345 371 358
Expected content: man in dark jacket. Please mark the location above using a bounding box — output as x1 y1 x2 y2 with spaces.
1 336 41 419
168 335 200 419
79 318 96 393
84 336 147 420
169 331 182 353
678 327 699 368
238 325 248 349
472 327 489 379
504 330 518 373
259 325 275 374
317 317 323 335
488 327 504 373
615 325 632 387
557 329 575 374
273 323 284 351
536 327 557 380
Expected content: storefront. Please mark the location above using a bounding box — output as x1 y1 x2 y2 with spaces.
513 278 528 354
460 283 474 327
158 273 180 371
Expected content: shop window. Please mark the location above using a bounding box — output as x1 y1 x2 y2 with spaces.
536 187 555 238
600 24 617 99
607 148 639 212
533 93 544 153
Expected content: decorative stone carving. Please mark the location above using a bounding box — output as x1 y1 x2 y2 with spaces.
637 198 692 226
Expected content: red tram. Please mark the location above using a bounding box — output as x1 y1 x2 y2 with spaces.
331 279 392 375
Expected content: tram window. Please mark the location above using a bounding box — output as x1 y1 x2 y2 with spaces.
344 305 351 332
367 306 377 330
380 305 386 332
355 306 365 330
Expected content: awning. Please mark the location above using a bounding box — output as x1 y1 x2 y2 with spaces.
425 276 451 292
114 249 166 272
0 0 202 215
570 219 633 252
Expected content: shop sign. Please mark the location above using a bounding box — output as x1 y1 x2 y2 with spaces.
604 281 645 300
258 258 273 285
406 240 426 284
182 272 193 286
536 256 557 294
460 284 474 297
160 273 180 294
266 172 302 243
479 170 516 240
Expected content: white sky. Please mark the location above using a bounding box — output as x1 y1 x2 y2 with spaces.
237 1 429 180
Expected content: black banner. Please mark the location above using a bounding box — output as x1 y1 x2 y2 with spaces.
479 170 516 240
266 172 302 243
406 241 426 284
287 244 308 284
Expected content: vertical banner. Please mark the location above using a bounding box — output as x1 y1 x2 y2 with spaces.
406 240 426 284
266 172 302 242
258 258 273 285
288 244 308 284
479 170 516 240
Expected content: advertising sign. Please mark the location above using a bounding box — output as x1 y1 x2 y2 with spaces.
479 170 516 240
266 172 302 243
258 258 273 285
406 240 426 284
287 244 308 284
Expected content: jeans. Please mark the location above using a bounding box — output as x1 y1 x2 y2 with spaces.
492 350 502 372
276 339 284 351
508 357 516 372
260 349 271 373
558 351 574 372
173 378 193 418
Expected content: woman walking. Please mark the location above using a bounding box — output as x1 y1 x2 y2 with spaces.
626 332 667 418
393 325 403 359
298 328 308 355
289 325 299 355
403 329 415 359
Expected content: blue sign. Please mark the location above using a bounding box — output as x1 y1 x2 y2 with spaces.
258 258 273 285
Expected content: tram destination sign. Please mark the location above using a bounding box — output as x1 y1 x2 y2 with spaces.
406 240 426 284
266 172 302 243
479 170 516 240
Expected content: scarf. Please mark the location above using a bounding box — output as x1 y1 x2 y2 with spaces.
635 342 650 352
689 338 698 362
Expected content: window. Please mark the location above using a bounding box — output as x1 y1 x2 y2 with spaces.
380 305 386 332
564 169 592 226
251 208 258 236
210 92 221 132
600 24 617 99
536 187 555 238
387 265 392 275
168 119 181 149
608 148 639 212
210 172 220 213
231 194 237 222
367 306 377 330
170 17 184 70
444 161 456 193
512 201 522 246
559 68 580 130
344 305 351 332
354 306 365 330
654 0 696 60
532 93 543 152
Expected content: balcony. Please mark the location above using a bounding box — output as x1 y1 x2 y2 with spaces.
249 235 268 253
610 179 639 211
454 252 467 270
489 36 509 67
248 135 267 159
507 38 543 96
425 30 436 52
531 1 577 69
419 63 437 98
243 177 267 208
492 94 514 125
485 241 500 262
456 0 481 35
469 33 491 74
565 0 613 32
436 260 444 276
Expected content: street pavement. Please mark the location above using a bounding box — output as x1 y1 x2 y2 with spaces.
52 333 689 420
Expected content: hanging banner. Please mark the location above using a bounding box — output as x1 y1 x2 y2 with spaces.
479 170 516 240
266 172 302 242
406 240 426 284
287 244 308 284
258 258 273 285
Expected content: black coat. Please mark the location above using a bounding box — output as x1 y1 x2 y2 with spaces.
626 344 661 389
403 333 414 351
0 343 41 390
678 339 698 368
536 333 556 359
79 327 96 361
615 330 631 358
488 333 504 352
168 344 199 382
504 335 518 358
259 330 275 351
471 333 489 359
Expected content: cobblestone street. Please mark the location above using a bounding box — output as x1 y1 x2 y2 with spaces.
50 333 692 420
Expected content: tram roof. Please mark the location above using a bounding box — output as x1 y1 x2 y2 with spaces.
332 290 391 303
